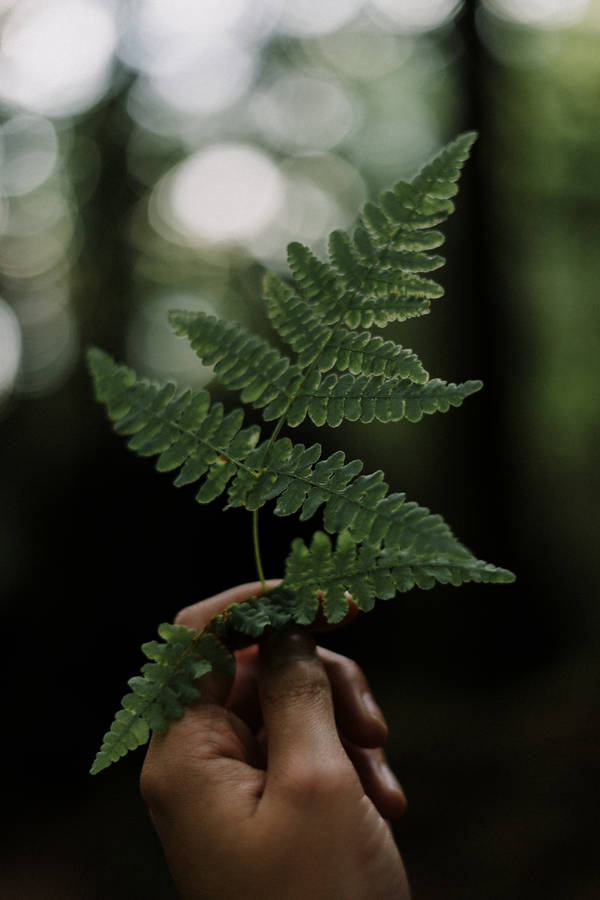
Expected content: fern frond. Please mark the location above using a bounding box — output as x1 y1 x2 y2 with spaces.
361 131 477 244
227 439 479 562
334 272 443 328
90 590 298 773
286 241 343 324
412 131 477 203
88 348 262 504
171 135 477 429
170 309 476 427
325 330 428 382
89 354 477 555
89 131 516 776
91 512 513 774
169 309 302 408
90 711 150 775
264 272 428 382
282 132 477 330
91 624 221 773
263 272 330 367
329 229 444 297
284 530 515 618
271 372 483 427
211 587 297 638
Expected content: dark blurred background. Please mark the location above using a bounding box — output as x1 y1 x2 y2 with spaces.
1 1 599 897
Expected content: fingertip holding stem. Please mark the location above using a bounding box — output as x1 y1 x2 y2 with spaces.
260 625 316 669
309 592 360 632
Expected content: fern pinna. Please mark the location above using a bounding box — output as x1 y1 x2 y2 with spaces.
88 132 515 775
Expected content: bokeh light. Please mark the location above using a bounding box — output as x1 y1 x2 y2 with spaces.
482 0 589 28
274 0 364 36
0 114 58 196
0 191 73 278
314 27 414 81
2 182 69 239
369 0 462 31
119 0 255 75
153 144 284 245
0 0 117 117
143 39 256 119
247 153 366 266
247 173 338 266
12 292 77 395
126 293 216 385
251 70 359 151
0 298 22 404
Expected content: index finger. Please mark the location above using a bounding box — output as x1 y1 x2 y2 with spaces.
174 579 282 632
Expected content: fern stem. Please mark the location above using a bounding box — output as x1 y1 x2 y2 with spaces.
261 353 323 462
252 509 266 591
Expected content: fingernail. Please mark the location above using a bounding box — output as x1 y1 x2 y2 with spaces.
362 691 386 726
261 626 316 668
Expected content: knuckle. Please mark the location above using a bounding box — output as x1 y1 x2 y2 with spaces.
139 733 197 811
139 707 233 813
281 760 353 805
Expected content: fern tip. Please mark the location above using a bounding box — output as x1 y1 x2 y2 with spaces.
86 346 109 370
499 568 517 583
168 309 197 333
89 755 110 775
262 270 278 289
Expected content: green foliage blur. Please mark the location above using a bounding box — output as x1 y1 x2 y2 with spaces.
1 2 599 898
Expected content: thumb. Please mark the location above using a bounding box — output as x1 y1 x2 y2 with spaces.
258 627 348 786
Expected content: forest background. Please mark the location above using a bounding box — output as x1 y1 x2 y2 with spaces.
1 1 598 897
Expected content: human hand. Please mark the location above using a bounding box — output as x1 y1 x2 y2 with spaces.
141 581 411 900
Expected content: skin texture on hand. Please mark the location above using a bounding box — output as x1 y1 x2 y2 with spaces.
140 582 411 900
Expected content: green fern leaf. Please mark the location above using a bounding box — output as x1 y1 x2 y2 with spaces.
89 349 484 556
412 131 477 200
264 272 428 382
91 587 300 773
286 241 343 324
280 137 476 334
169 309 301 407
287 373 483 427
90 711 150 775
89 356 481 553
172 135 477 422
89 132 516 775
225 438 478 559
283 529 515 622
324 329 428 382
224 592 295 636
91 352 470 541
170 310 475 428
88 348 262 505
361 132 477 244
263 272 331 367
91 623 218 774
